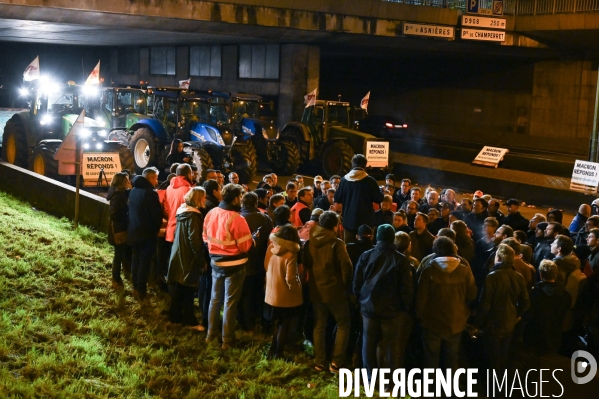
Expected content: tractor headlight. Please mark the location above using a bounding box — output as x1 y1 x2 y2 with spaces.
95 143 103 150
40 114 53 125
98 129 107 137
83 143 90 150
80 128 91 138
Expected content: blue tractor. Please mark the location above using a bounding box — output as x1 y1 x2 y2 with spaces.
127 88 256 183
209 92 299 176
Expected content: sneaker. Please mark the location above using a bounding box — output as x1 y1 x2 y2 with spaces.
314 364 326 372
111 279 124 290
330 363 341 373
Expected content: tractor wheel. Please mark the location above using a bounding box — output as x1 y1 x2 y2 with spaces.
104 141 135 173
192 148 214 179
231 141 257 185
129 128 157 174
2 117 29 168
321 140 353 177
281 128 309 164
30 143 59 179
107 129 130 145
272 140 300 176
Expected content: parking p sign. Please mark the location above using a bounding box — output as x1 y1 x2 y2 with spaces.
366 141 389 168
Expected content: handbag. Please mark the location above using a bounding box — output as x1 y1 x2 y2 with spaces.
112 222 128 245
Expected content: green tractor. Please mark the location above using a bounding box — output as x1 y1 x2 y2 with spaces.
90 87 148 144
280 100 387 177
1 82 133 179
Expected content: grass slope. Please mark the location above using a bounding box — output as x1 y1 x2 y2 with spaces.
0 191 343 398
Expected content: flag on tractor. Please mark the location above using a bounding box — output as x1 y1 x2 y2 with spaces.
85 61 101 85
304 88 317 108
179 78 191 89
360 91 370 112
23 56 40 81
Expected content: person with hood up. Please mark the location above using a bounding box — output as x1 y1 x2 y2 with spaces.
164 165 193 253
167 187 206 330
417 237 477 370
127 167 163 300
354 224 413 381
107 172 132 288
523 260 571 355
334 154 384 244
264 225 303 360
303 211 353 372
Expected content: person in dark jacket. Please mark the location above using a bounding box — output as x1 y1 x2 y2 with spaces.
417 237 477 370
202 179 221 213
346 225 374 267
428 202 452 236
503 199 529 233
451 220 475 265
107 172 131 288
353 224 413 381
127 167 163 300
409 213 435 261
587 228 599 274
471 244 530 372
166 139 191 166
303 211 353 372
464 198 489 242
523 260 571 355
238 192 273 331
167 187 206 329
374 195 394 230
314 187 335 211
487 199 505 226
334 154 384 244
533 222 563 270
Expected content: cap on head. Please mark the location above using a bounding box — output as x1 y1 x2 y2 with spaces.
357 224 373 238
376 224 396 243
314 175 323 183
506 198 521 206
536 222 548 231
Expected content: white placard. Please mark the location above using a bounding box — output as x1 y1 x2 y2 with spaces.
472 146 509 168
570 160 599 192
82 152 122 187
403 23 454 39
461 28 506 42
366 141 389 168
461 15 506 29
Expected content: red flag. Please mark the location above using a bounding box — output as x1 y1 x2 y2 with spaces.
360 91 370 112
85 61 100 85
23 56 40 82
179 78 191 89
304 88 317 108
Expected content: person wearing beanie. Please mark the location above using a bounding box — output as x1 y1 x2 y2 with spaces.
504 199 529 233
353 224 413 382
347 225 375 267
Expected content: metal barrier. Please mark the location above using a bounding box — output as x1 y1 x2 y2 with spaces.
382 0 599 14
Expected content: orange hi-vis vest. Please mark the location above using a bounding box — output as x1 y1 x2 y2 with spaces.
290 201 308 228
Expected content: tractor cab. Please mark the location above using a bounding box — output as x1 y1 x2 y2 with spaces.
302 100 351 145
96 87 147 129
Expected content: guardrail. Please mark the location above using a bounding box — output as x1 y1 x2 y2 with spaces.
382 0 599 15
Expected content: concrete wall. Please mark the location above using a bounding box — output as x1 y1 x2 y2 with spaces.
109 43 320 126
0 162 110 233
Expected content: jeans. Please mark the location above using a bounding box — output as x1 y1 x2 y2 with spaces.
112 244 132 282
485 332 513 372
168 283 199 326
238 273 265 331
131 239 156 295
362 315 401 380
421 328 462 371
208 267 246 343
270 315 299 358
198 269 212 327
313 299 350 366
395 311 414 369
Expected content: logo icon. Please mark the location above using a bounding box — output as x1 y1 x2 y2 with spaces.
571 350 597 385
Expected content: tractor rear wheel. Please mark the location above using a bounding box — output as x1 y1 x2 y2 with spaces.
105 141 135 173
231 141 257 184
130 128 157 174
272 140 300 176
321 140 353 177
30 143 59 179
193 148 214 179
281 128 309 164
2 117 29 168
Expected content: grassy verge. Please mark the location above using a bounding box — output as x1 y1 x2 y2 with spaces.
0 191 342 398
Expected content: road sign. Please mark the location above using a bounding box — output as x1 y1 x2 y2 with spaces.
472 146 509 168
366 141 389 168
82 153 122 187
571 160 599 192
461 15 506 29
467 0 479 14
461 28 506 42
493 0 504 16
403 23 454 39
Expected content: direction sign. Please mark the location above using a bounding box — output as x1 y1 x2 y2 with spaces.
461 28 506 42
467 0 479 14
461 15 506 29
493 0 504 16
403 23 454 39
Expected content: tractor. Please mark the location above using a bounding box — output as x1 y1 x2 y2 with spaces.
280 99 388 177
1 82 132 180
209 92 299 175
127 88 256 183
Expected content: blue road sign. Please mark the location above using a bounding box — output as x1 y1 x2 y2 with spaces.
467 0 479 14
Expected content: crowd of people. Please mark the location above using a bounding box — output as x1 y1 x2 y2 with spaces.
106 152 599 386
